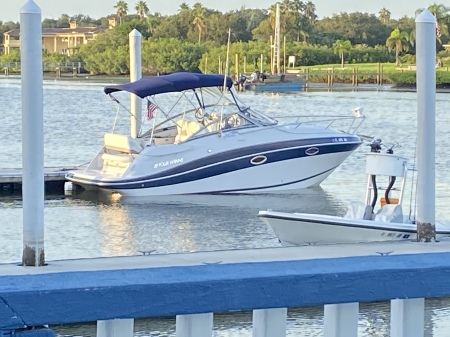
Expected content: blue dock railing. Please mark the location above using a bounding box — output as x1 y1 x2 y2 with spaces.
1 241 450 337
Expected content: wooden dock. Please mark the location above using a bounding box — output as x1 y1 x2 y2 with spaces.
0 166 80 196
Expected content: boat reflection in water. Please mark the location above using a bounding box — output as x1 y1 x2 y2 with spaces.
70 186 345 253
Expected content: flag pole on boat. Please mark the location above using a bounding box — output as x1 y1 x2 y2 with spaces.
415 9 436 241
223 27 231 91
220 28 231 132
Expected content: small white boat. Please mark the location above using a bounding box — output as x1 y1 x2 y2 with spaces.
258 139 450 246
66 72 363 198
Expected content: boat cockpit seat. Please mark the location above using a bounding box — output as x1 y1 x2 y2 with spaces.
374 204 404 223
175 119 202 143
104 133 143 154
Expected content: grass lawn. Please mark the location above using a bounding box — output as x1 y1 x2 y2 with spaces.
290 62 450 73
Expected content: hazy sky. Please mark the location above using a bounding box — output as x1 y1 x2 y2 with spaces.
1 0 433 22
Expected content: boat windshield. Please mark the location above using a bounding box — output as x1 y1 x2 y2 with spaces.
140 86 277 140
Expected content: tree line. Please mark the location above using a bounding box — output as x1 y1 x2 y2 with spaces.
1 1 449 75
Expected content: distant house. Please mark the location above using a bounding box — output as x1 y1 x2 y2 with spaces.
2 19 116 55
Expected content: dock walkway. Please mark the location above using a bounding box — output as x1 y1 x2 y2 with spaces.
0 166 80 195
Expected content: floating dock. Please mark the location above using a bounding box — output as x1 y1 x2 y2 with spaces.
0 167 79 196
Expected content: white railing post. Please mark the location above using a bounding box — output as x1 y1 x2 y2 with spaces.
390 298 424 337
97 318 134 337
324 303 359 337
176 313 213 337
252 308 287 337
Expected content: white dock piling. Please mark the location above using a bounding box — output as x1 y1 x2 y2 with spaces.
20 0 45 266
390 298 425 337
415 10 436 241
324 303 359 337
252 308 287 337
97 319 134 337
129 29 142 138
175 313 213 337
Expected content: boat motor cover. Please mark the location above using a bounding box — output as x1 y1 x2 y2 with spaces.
104 72 233 98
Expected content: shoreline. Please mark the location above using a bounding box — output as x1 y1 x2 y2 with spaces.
2 74 450 93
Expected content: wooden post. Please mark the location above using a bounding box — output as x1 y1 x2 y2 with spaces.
355 66 358 86
377 62 381 85
380 64 384 85
218 56 221 74
283 35 286 74
270 35 273 75
327 69 331 86
252 308 287 337
97 319 134 337
390 299 425 337
305 67 309 88
260 53 263 73
331 67 334 86
176 313 213 337
244 55 247 73
204 56 208 74
235 53 239 79
324 303 359 337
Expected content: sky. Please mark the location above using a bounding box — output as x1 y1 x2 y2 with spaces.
0 0 435 22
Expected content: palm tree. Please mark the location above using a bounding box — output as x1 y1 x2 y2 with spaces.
385 28 410 66
146 12 161 35
114 1 128 25
378 7 391 24
304 1 317 25
178 2 190 12
333 39 352 68
135 1 149 20
192 3 206 44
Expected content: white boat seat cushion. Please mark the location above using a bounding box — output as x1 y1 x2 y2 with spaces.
374 204 404 223
344 202 373 220
175 120 202 143
104 133 142 154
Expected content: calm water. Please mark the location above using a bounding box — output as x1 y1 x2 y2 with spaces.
1 78 450 336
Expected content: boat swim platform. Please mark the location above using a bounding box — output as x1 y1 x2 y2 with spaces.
0 166 81 196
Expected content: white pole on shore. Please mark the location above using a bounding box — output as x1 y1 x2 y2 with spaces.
415 9 436 242
20 0 45 266
129 29 142 138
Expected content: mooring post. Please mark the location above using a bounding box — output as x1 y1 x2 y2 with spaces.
416 9 436 242
20 0 45 266
129 29 142 139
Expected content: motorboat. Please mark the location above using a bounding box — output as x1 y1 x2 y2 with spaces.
244 81 303 93
66 72 363 197
258 139 450 246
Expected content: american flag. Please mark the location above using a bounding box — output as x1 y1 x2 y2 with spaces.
146 99 158 120
436 21 442 38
